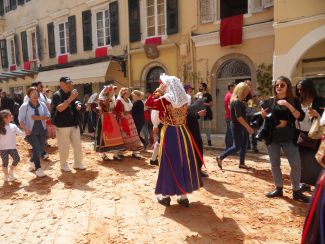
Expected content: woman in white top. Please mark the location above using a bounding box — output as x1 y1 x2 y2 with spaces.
0 110 24 181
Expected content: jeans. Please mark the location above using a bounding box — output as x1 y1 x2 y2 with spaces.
266 141 301 191
56 126 83 168
220 122 248 165
225 119 233 149
200 118 211 141
140 121 149 146
27 133 46 170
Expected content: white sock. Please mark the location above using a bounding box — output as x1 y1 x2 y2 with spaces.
151 142 159 161
180 194 187 200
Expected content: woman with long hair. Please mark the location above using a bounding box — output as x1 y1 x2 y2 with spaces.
115 88 143 158
263 76 309 202
216 82 254 169
18 87 50 177
295 78 325 189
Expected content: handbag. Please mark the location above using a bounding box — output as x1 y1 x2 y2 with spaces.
297 131 319 149
315 134 325 168
308 116 324 139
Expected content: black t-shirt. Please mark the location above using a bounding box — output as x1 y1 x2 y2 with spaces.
202 92 213 120
51 89 81 128
230 99 247 123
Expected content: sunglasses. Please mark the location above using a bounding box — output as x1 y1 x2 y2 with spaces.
275 83 286 88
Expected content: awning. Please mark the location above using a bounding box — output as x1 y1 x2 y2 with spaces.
36 61 111 85
0 69 35 82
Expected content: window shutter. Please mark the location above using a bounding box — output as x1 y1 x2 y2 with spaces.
14 34 20 65
167 0 178 35
200 0 215 24
68 15 77 54
82 10 92 51
109 1 119 46
18 0 24 5
36 25 42 60
11 0 17 10
47 22 56 58
129 0 141 42
21 31 29 62
0 39 8 69
0 0 4 16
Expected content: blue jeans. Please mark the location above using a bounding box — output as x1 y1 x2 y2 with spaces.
220 122 248 165
141 121 149 146
266 141 301 191
225 119 233 149
200 118 211 141
27 132 46 170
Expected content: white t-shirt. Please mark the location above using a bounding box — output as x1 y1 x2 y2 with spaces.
0 123 24 150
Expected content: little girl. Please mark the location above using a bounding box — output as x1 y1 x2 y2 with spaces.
0 110 23 182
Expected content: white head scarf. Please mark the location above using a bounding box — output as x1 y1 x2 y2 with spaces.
160 74 189 108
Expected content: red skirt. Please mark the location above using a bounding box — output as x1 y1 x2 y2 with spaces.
118 113 143 151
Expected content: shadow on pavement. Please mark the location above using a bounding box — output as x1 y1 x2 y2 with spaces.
24 175 59 195
57 169 98 191
0 181 23 199
203 178 244 199
163 201 245 243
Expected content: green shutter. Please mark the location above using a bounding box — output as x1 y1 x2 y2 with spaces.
0 0 4 16
47 22 56 58
0 39 8 69
129 0 141 42
167 0 178 35
14 34 20 65
18 0 24 5
109 1 119 46
21 31 29 62
82 10 92 51
68 15 77 54
36 25 42 60
11 0 17 10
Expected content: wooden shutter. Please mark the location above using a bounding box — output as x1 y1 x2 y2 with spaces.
14 34 20 65
18 0 24 5
109 1 119 46
0 0 4 16
82 10 92 51
21 31 29 62
36 25 42 60
11 0 17 10
47 22 56 58
167 0 178 35
129 0 141 42
68 15 77 54
0 39 8 68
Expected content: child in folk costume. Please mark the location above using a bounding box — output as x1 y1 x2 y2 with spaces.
95 85 125 161
115 88 143 158
145 75 203 207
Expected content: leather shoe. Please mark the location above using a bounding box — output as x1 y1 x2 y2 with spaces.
177 198 189 207
293 190 310 203
158 197 171 207
216 156 222 170
239 164 250 169
299 184 311 192
113 155 123 161
265 187 283 198
150 159 159 165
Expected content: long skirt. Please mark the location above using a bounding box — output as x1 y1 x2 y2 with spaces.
95 112 125 152
155 124 203 196
118 113 143 151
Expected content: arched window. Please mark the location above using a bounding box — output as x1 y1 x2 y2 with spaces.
217 59 251 78
146 66 165 92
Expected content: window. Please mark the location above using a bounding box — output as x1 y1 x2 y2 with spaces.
5 0 17 12
8 38 16 65
200 0 216 24
220 0 247 19
29 31 38 60
146 0 166 37
96 9 110 47
146 66 165 92
58 22 70 54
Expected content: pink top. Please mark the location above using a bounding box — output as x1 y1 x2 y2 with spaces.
224 91 232 120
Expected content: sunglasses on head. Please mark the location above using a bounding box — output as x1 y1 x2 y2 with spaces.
275 83 286 88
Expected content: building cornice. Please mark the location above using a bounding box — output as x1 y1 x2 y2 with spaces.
273 13 325 29
49 9 69 20
2 30 15 38
22 20 38 31
191 21 274 47
86 0 109 8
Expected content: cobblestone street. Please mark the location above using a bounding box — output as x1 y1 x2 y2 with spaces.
0 137 308 243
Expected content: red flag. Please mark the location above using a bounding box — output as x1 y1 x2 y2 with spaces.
95 46 108 58
145 37 162 45
58 54 68 64
220 14 243 47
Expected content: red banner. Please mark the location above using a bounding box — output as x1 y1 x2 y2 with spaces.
220 14 243 47
95 46 108 58
58 54 68 64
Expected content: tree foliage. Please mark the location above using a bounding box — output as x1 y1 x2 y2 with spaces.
256 63 273 99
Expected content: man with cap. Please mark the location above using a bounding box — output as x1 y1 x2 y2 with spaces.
51 76 85 172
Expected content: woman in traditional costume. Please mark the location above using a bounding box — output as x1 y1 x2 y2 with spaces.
95 85 125 161
115 88 143 158
145 74 203 207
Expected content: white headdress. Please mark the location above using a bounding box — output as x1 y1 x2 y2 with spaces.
160 74 189 108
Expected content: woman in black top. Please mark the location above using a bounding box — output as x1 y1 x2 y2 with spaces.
131 90 146 146
216 82 254 169
264 76 309 203
295 79 325 188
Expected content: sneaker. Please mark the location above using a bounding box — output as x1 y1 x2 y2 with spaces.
61 163 71 172
3 175 9 182
42 153 49 160
36 168 46 177
73 163 86 170
8 171 16 181
28 160 36 172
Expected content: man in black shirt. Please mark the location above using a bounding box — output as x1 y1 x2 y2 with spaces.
51 76 85 172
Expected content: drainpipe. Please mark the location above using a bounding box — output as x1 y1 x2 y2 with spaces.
190 0 199 88
126 0 131 87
